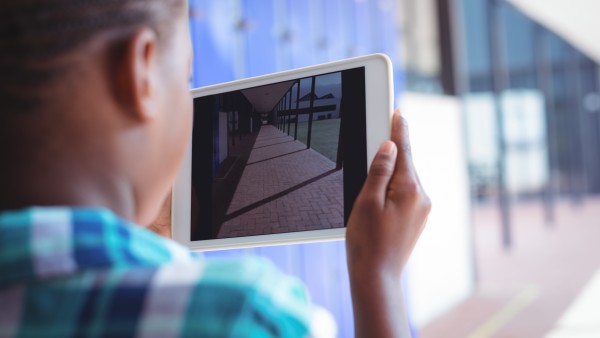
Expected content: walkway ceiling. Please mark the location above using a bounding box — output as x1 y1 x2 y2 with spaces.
506 0 600 64
241 80 295 113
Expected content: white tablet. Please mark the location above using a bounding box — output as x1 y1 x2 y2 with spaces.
172 54 393 251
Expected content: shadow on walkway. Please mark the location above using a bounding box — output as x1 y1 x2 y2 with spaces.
217 125 344 238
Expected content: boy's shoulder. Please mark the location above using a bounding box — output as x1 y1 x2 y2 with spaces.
0 207 336 338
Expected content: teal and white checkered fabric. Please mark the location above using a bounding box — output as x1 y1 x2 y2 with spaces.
0 207 336 337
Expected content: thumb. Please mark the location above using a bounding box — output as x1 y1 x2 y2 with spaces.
360 141 397 206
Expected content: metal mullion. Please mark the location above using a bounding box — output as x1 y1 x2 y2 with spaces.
487 0 512 249
534 24 557 224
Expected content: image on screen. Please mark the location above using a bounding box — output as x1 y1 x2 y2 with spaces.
190 67 367 241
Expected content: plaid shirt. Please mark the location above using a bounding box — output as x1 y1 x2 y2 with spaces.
0 207 336 338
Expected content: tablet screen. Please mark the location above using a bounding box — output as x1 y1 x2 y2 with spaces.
190 67 367 241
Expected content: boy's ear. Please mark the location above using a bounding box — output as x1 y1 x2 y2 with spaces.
113 28 160 122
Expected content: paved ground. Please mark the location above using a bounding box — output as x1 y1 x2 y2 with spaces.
217 125 344 238
420 197 600 338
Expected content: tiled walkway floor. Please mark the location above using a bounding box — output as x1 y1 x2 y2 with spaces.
421 197 600 338
217 125 344 238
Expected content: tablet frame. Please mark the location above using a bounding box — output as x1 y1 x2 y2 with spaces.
172 54 394 251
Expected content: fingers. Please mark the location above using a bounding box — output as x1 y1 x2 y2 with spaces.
390 109 414 177
361 140 398 207
388 109 428 207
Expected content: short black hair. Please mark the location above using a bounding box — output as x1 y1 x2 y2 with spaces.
0 0 185 112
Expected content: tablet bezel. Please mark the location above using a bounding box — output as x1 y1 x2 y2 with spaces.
172 53 393 251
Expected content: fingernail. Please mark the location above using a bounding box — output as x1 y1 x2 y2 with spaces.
380 141 395 155
392 109 401 124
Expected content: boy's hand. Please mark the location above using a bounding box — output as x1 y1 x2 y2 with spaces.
346 109 431 338
347 108 430 276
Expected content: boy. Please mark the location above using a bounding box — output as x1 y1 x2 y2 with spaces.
0 1 430 337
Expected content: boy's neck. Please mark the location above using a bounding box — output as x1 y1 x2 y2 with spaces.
0 144 136 222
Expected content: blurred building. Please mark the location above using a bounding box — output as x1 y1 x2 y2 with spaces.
400 0 600 334
401 0 600 202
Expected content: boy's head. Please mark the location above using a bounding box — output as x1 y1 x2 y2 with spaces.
0 0 192 225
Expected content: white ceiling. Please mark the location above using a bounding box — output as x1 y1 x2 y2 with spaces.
241 81 295 113
507 0 600 64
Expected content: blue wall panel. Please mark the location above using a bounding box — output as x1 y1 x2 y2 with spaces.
243 0 279 77
189 0 244 85
288 1 317 68
322 0 346 60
